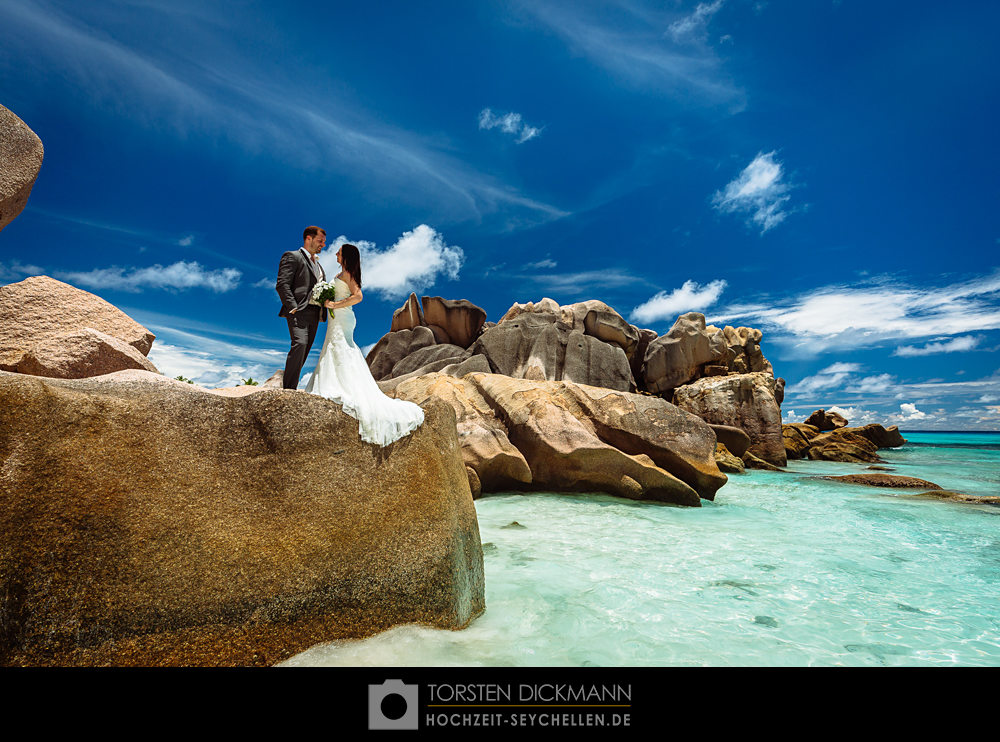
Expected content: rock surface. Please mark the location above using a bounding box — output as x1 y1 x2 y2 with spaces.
470 312 634 392
16 327 160 379
673 371 787 467
389 343 469 379
0 369 484 666
804 409 848 431
392 372 726 505
823 473 942 489
389 293 424 332
643 313 726 394
0 104 44 233
0 276 156 372
905 490 1000 506
807 430 882 463
366 326 436 380
421 297 487 349
714 444 745 474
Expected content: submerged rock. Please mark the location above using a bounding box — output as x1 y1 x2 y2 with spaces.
0 369 484 666
905 490 1000 507
823 473 942 489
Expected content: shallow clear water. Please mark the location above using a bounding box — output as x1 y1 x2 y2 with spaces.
283 432 1000 667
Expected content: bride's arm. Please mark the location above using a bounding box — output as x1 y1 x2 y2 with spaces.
324 278 363 310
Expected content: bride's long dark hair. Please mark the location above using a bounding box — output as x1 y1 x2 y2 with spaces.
341 243 362 288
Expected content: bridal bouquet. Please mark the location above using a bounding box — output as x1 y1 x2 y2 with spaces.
309 280 337 307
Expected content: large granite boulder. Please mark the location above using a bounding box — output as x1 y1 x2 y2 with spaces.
389 292 424 332
15 327 160 379
643 312 727 395
389 343 469 379
584 309 640 359
782 423 820 459
672 371 786 467
840 424 906 449
470 312 634 392
377 354 491 395
0 104 44 233
393 372 726 505
391 373 533 494
0 276 156 372
0 370 484 666
421 297 487 349
366 325 436 380
804 409 848 431
807 430 882 463
713 325 773 376
709 424 751 458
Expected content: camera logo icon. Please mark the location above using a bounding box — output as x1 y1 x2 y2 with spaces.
368 679 419 730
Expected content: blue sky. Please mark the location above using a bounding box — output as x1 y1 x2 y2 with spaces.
1 0 998 429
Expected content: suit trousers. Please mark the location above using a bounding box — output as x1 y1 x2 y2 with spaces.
283 305 321 389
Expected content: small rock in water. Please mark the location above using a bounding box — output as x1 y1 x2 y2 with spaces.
755 563 777 572
501 521 527 529
711 579 759 596
482 542 498 553
754 615 779 628
867 465 896 471
896 603 925 614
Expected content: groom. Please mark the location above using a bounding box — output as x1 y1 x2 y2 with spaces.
276 226 329 389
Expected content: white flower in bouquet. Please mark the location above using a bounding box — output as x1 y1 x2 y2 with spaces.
310 280 336 307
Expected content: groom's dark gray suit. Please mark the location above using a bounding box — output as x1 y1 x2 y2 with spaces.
276 248 328 390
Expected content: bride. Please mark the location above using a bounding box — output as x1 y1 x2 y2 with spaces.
304 243 424 446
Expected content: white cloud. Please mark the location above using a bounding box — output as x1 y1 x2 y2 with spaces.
630 279 727 325
253 277 274 289
786 362 862 395
320 225 463 300
895 402 928 421
978 394 999 403
55 261 241 293
712 151 795 233
894 335 981 357
178 235 194 247
525 258 557 270
668 0 725 42
709 270 1000 354
479 108 542 144
0 261 45 283
846 373 896 394
523 268 653 294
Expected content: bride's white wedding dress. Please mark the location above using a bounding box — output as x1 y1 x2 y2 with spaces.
304 276 424 445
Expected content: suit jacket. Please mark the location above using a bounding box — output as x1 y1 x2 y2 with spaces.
276 248 328 321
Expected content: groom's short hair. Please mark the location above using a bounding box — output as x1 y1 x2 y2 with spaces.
303 226 326 241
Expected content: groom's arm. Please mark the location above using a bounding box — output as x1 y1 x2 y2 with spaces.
276 252 299 314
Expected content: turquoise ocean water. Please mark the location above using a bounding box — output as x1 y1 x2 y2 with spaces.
283 431 1000 667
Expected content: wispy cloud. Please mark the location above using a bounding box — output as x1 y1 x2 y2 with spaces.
525 258 557 270
515 1 743 106
894 335 981 357
0 1 565 226
0 261 45 283
479 108 542 144
786 362 863 395
519 268 654 294
630 279 727 325
712 151 795 233
55 261 241 293
320 225 463 300
668 1 725 43
178 235 194 247
709 270 1000 354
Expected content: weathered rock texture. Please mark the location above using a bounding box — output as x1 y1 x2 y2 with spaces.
0 276 156 374
390 293 424 332
823 473 941 489
422 297 487 349
782 422 905 462
672 371 787 467
643 312 727 394
366 326 436 380
0 104 44 232
470 312 634 391
0 370 484 666
392 372 726 506
15 328 160 379
805 409 848 431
